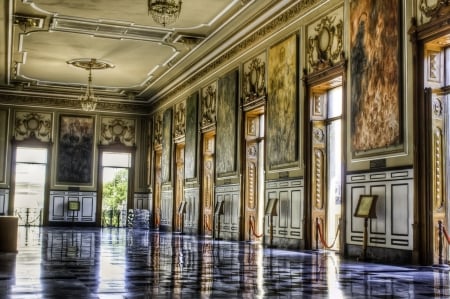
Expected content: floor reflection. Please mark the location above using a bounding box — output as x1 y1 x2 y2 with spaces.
0 227 449 298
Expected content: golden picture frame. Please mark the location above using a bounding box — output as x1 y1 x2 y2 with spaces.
354 195 378 218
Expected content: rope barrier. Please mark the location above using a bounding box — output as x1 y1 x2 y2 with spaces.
442 225 450 244
249 217 263 238
205 217 212 231
316 219 340 249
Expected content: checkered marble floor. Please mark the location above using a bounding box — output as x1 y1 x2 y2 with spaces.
0 227 449 298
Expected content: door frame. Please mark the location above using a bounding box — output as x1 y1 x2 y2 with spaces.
10 137 52 225
97 143 136 227
303 60 347 251
409 8 450 265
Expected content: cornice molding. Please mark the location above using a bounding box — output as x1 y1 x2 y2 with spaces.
0 92 150 115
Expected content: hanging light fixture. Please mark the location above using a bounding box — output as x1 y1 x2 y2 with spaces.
148 0 182 27
79 64 97 111
67 58 115 111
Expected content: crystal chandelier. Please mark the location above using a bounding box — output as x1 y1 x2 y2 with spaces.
79 65 98 111
67 58 115 112
148 0 182 27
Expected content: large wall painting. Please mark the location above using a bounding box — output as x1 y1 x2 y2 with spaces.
185 92 198 180
350 0 402 154
57 115 94 184
162 108 172 183
267 34 298 171
216 69 238 177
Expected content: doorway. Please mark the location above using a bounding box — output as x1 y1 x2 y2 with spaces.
100 152 131 227
325 86 343 250
201 130 215 236
243 106 265 241
308 78 344 251
12 147 48 226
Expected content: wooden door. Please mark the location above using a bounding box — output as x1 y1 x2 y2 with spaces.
201 131 215 236
310 92 327 249
174 143 185 231
243 110 263 241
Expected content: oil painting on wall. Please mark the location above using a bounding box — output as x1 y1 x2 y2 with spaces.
350 0 401 153
57 115 94 184
185 92 198 180
216 70 238 177
267 34 298 170
162 108 172 183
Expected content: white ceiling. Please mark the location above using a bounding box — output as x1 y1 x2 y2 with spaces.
0 0 285 105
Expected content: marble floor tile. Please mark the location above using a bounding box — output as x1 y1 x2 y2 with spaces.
0 227 449 298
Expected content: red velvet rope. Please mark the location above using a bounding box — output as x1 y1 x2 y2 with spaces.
205 217 212 232
316 220 340 249
249 218 264 238
442 225 450 243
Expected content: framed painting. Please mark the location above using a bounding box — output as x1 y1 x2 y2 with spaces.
185 91 198 180
56 115 94 184
350 0 402 157
161 108 172 183
267 34 298 171
216 69 238 178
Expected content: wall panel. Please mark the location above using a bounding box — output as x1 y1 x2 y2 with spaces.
49 191 96 222
346 169 413 250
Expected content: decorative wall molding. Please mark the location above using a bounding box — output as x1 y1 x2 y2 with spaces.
133 192 151 210
153 112 163 147
265 178 304 241
49 191 96 222
174 100 186 140
307 15 343 73
0 92 150 114
99 117 136 146
14 111 52 142
201 82 217 130
216 184 240 240
242 52 266 108
419 0 450 23
346 169 414 250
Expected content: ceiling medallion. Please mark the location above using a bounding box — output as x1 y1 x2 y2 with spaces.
67 58 115 112
148 0 182 27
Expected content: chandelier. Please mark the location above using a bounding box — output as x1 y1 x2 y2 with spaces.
67 58 115 111
148 0 182 27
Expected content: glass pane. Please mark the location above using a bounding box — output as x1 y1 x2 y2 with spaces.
16 147 47 163
327 86 342 118
102 152 131 167
14 163 46 209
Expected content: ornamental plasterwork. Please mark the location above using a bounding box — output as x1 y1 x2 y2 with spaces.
418 0 450 24
174 100 186 139
201 83 217 129
307 15 343 73
243 52 266 105
154 112 163 147
99 117 135 146
0 93 150 114
159 0 323 105
432 96 443 118
433 128 443 210
14 111 52 142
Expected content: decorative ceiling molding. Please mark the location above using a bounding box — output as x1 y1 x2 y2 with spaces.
0 92 150 114
51 16 173 43
155 0 323 109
